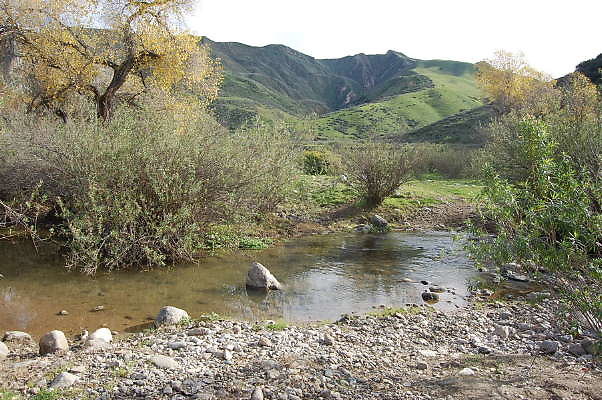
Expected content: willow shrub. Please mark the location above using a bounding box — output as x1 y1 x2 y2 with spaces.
472 118 601 337
1 109 298 274
338 143 416 208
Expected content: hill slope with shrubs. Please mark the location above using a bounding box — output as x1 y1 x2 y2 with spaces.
204 38 483 138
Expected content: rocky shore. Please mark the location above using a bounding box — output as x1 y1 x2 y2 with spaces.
1 290 600 400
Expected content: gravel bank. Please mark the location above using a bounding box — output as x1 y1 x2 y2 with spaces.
1 292 600 400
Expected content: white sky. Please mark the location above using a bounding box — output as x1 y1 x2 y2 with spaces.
188 0 601 77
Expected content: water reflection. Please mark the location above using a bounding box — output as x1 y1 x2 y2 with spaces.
0 232 476 337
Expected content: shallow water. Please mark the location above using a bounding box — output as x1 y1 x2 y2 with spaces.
0 232 477 338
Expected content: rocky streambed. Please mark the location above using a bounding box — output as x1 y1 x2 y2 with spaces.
1 291 600 400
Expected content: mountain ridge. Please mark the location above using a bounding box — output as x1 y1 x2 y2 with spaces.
203 37 483 136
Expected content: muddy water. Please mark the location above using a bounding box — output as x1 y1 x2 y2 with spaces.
0 232 477 338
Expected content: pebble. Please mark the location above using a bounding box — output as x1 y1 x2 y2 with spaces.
149 355 179 369
49 372 79 389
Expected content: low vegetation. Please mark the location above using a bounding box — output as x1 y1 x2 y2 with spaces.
470 58 602 336
338 143 416 208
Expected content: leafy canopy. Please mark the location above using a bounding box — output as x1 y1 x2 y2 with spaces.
0 0 222 120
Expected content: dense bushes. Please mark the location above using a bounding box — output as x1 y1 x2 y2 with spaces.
472 73 602 336
338 143 416 207
412 143 479 178
0 109 298 274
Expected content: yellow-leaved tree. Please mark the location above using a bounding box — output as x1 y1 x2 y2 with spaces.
0 0 222 121
476 50 555 114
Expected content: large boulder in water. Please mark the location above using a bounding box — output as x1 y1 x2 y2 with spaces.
246 262 282 290
155 306 190 327
39 330 69 355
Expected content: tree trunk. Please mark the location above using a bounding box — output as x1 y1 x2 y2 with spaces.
97 55 135 121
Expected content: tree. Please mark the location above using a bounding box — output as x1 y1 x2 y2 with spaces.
476 50 554 114
0 0 222 121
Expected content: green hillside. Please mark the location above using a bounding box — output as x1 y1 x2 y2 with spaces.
312 61 483 140
203 38 483 139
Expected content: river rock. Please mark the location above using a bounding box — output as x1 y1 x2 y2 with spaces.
258 337 273 347
429 286 445 293
540 340 559 354
0 341 8 359
187 327 210 336
459 368 476 376
581 338 599 355
246 262 282 290
155 306 190 327
322 334 335 346
2 331 32 342
369 214 388 228
421 292 439 302
567 343 586 356
39 330 69 355
88 328 112 343
84 339 112 351
251 387 264 400
49 372 79 389
150 355 179 369
493 325 512 340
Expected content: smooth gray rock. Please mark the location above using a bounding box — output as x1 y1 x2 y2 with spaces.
84 338 112 351
39 330 69 355
155 306 190 327
149 355 179 369
493 325 512 340
88 328 112 343
567 343 586 356
49 372 79 389
540 340 559 354
322 334 335 346
251 387 264 400
168 342 187 350
581 338 599 355
369 214 388 228
3 331 32 342
459 367 475 376
0 341 8 359
187 327 210 336
246 262 281 290
421 292 439 302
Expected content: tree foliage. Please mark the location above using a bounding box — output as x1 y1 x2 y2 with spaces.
476 50 554 114
0 0 222 121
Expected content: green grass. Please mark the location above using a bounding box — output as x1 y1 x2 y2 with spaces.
367 306 426 318
0 391 20 400
31 391 61 400
266 321 289 331
383 178 482 210
401 105 494 145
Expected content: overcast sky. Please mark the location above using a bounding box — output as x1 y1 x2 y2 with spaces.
188 0 601 77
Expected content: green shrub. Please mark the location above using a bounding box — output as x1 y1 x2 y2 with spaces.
471 117 602 336
337 143 416 208
0 109 298 274
413 143 479 178
302 150 330 175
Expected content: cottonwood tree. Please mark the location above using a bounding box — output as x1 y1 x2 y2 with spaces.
476 50 554 114
0 0 222 121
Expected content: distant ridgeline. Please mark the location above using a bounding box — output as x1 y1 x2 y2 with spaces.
203 38 486 143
